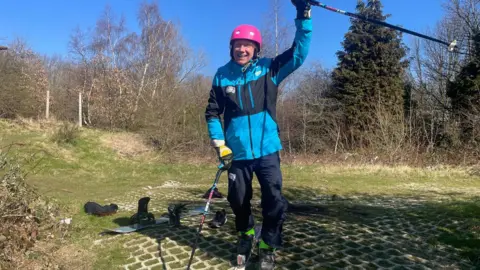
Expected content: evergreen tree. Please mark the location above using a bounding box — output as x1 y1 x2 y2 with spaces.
330 0 409 147
446 31 480 144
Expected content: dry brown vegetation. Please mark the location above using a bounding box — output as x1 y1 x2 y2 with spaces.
0 148 78 269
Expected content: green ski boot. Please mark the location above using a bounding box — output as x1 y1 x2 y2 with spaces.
259 240 276 270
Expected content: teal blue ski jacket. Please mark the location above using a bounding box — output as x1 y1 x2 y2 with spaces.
205 18 312 160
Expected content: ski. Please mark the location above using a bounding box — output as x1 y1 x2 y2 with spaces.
100 205 206 234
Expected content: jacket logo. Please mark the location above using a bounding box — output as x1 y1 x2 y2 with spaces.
226 86 235 95
255 69 262 77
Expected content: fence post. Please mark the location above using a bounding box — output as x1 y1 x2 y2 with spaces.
78 92 82 127
45 90 50 119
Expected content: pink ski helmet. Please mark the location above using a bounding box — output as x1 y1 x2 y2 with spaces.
230 24 262 58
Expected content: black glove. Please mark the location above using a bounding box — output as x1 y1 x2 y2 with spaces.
291 0 311 19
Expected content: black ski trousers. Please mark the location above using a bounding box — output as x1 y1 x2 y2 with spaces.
227 151 288 249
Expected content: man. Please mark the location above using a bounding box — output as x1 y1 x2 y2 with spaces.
204 1 312 269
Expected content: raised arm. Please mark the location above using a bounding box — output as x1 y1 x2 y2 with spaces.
271 0 313 85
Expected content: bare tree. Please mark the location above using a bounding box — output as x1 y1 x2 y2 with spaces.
444 0 480 59
281 63 338 154
64 1 207 134
92 5 129 70
0 39 47 119
260 0 293 59
129 2 206 129
43 55 80 122
69 27 95 125
407 0 480 152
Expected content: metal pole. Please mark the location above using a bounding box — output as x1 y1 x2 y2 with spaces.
308 0 457 51
186 168 225 270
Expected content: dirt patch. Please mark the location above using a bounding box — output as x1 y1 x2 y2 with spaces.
100 132 152 158
14 242 93 270
159 180 182 188
396 182 480 197
52 244 94 269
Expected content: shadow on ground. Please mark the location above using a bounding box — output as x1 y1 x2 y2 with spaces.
101 186 480 270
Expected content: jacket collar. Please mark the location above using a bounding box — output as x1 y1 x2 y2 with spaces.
228 58 258 75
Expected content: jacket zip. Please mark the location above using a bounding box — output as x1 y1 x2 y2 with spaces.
243 72 255 159
237 85 243 110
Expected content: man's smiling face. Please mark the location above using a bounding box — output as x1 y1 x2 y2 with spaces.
232 39 257 66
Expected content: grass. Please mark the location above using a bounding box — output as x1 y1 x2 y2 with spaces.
422 200 480 264
93 243 130 270
1 118 480 268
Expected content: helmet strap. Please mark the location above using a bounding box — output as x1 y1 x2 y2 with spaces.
254 47 260 59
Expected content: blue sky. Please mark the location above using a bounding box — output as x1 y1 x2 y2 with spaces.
0 0 445 75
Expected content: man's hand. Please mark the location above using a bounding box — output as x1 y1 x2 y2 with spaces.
291 0 311 19
211 140 233 170
216 145 233 170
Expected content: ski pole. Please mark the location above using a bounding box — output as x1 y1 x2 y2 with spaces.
308 0 458 52
186 166 225 270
